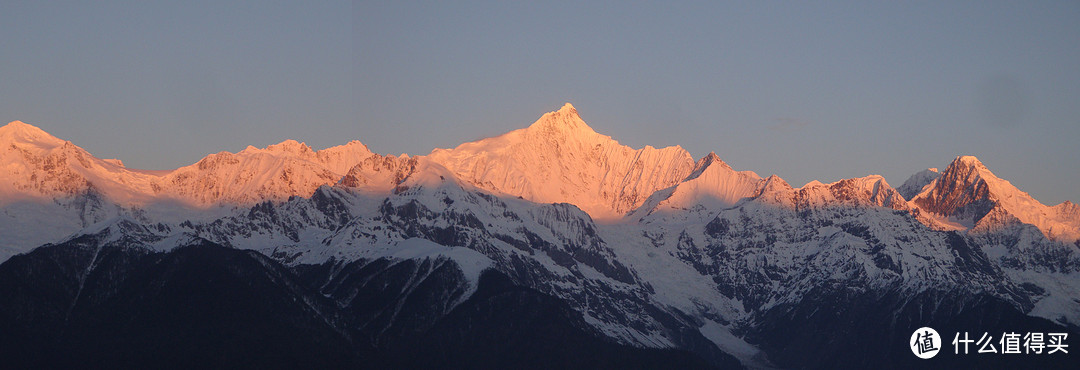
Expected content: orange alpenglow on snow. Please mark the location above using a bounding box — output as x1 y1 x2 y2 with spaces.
1 104 1077 241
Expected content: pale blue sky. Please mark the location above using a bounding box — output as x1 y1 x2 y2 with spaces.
2 1 1078 204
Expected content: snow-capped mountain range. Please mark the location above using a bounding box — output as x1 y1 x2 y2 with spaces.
1 104 1077 368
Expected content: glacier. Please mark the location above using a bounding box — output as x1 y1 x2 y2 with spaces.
0 105 1077 369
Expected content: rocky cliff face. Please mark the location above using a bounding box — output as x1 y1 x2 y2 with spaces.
1 107 1077 368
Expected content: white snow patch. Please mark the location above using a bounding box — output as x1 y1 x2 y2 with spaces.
698 320 770 369
358 238 493 300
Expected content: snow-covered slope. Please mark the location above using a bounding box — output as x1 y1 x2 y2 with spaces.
0 121 148 260
911 156 1080 242
897 167 940 200
1 107 1078 368
337 153 417 194
426 103 696 220
0 120 383 259
771 174 908 211
0 120 380 207
0 121 160 204
160 139 375 205
632 152 764 222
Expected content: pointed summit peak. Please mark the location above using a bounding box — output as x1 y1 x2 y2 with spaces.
949 155 989 171
898 167 944 200
701 151 722 163
4 120 30 128
341 140 368 148
527 102 599 138
939 155 1001 184
0 120 65 148
265 139 313 155
939 155 1002 184
956 155 981 163
913 155 1026 222
3 120 34 128
756 174 794 198
764 175 791 189
685 152 733 180
2 120 49 137
529 101 587 125
701 152 730 168
318 139 374 157
558 102 577 114
910 155 1073 240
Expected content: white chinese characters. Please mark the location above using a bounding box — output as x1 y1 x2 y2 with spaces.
951 332 1068 355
